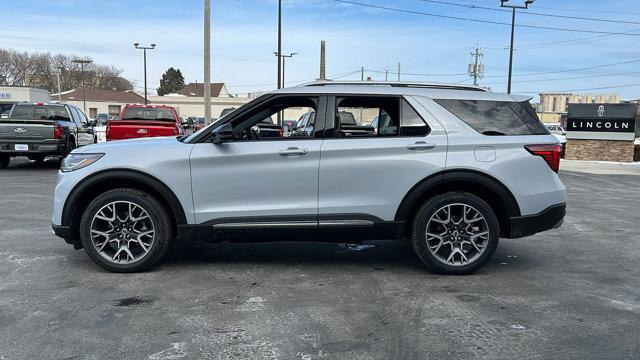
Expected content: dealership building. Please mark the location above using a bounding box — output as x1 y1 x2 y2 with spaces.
0 86 51 115
55 83 251 121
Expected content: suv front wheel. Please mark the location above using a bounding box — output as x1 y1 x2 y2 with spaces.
412 192 499 275
79 188 172 272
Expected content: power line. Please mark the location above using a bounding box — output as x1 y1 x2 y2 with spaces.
487 59 640 78
482 71 640 85
520 83 640 94
414 0 640 25
332 0 640 36
451 0 640 15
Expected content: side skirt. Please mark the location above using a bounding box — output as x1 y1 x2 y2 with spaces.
176 217 405 243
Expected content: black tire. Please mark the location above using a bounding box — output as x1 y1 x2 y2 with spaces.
0 155 9 169
65 137 76 157
79 188 173 272
412 192 499 275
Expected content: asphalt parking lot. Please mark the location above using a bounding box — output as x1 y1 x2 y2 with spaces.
1 158 639 359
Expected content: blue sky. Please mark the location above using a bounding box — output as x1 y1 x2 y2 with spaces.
1 0 639 99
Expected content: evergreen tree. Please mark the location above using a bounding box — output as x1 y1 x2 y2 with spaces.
157 67 185 96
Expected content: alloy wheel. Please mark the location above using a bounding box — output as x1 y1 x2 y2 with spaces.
89 201 155 264
425 203 490 266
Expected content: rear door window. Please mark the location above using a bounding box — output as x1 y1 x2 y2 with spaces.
434 99 548 135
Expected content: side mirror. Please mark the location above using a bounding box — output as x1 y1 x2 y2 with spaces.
88 119 97 127
210 123 233 144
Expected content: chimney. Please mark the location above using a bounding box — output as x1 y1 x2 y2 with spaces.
318 40 326 81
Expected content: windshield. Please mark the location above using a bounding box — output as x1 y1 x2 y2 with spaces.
121 107 175 121
9 105 70 120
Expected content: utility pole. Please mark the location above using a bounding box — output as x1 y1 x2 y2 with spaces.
500 0 534 94
133 43 156 105
385 69 389 81
203 0 211 123
397 63 401 82
72 58 92 113
277 0 282 89
468 45 485 86
360 67 364 81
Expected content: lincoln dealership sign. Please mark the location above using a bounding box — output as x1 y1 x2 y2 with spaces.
566 103 637 141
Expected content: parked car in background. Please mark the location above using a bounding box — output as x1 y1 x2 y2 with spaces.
93 113 109 143
194 117 206 131
293 112 315 137
106 104 183 141
282 120 297 137
546 124 565 135
0 102 94 168
52 82 565 274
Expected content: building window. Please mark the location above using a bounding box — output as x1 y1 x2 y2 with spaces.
89 108 98 119
108 105 121 117
552 97 557 112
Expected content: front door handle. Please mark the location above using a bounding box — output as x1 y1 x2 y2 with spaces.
407 141 436 151
279 147 308 156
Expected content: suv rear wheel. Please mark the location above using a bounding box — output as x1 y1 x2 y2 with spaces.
79 188 172 272
412 192 499 275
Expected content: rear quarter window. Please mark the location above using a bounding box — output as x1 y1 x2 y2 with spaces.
434 99 549 136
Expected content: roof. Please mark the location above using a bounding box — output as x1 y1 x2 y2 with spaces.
177 83 225 97
302 81 488 92
275 82 524 102
57 88 145 103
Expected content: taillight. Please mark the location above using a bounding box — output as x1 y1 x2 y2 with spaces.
53 125 63 139
279 128 284 138
525 144 561 173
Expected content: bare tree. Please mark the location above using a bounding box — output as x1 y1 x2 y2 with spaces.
0 48 134 93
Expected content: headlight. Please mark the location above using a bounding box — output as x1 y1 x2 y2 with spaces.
61 153 104 172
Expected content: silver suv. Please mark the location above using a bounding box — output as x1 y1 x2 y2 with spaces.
52 82 566 274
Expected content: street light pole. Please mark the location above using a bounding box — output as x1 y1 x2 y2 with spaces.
204 0 211 124
500 0 534 94
274 52 297 86
72 59 92 113
277 0 282 89
133 43 156 104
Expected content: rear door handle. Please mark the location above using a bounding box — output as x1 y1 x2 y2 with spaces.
279 147 308 156
407 142 436 151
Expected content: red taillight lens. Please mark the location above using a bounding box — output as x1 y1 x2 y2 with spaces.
279 128 284 138
53 125 63 139
525 144 561 173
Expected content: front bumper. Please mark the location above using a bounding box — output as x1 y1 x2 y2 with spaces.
507 203 566 238
52 224 82 249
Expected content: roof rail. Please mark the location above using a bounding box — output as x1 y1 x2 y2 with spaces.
301 81 489 92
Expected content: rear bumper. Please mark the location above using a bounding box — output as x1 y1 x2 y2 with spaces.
507 203 566 238
0 142 64 155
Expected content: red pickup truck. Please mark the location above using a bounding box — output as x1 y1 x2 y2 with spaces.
106 104 183 141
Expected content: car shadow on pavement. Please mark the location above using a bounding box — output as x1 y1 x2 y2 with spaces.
5 157 61 170
159 239 533 274
162 240 425 269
